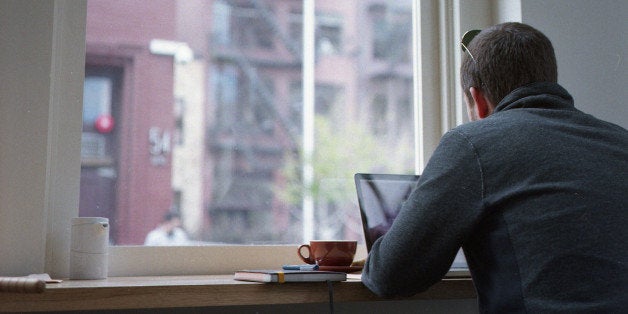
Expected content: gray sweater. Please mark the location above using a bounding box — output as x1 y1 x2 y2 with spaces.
362 82 628 313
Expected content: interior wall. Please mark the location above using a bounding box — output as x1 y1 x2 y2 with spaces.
0 0 85 277
0 0 54 276
520 0 627 128
491 0 521 23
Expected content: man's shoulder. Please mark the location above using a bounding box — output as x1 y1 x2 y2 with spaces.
447 119 502 140
442 114 541 153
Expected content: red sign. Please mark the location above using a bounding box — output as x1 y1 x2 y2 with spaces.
94 114 115 133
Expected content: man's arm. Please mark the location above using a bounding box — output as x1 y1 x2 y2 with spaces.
361 130 485 297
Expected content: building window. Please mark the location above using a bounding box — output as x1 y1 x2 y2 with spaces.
289 81 344 125
80 68 122 238
370 3 412 63
316 14 343 56
174 97 186 146
213 0 275 50
213 63 239 132
289 10 343 58
371 94 388 135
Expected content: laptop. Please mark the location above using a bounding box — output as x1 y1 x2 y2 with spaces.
354 173 470 277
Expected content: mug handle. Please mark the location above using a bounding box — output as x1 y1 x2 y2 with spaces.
297 244 315 264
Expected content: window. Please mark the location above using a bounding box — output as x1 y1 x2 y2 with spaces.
2 0 495 277
213 63 239 130
368 76 413 138
316 14 343 56
371 93 388 135
80 69 121 226
214 0 275 49
289 10 343 58
173 96 185 146
370 3 412 63
82 0 418 247
289 81 344 129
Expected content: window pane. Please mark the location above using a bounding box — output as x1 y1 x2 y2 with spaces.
82 0 414 246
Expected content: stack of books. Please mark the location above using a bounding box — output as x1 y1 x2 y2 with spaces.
234 269 347 283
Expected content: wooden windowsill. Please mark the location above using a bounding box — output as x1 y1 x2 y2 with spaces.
0 275 476 312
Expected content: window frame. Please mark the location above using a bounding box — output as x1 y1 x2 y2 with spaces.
9 0 490 277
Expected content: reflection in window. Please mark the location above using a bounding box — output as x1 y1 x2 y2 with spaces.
83 0 414 245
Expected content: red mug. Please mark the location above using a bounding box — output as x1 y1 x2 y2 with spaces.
297 240 357 266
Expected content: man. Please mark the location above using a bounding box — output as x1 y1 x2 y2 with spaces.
144 211 190 246
361 22 627 312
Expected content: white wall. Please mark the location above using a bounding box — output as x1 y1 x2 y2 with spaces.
0 0 85 277
520 0 628 128
492 0 521 23
0 0 53 276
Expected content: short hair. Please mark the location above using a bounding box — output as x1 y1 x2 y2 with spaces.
461 22 558 106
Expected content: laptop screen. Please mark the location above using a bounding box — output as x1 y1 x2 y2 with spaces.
354 173 469 271
354 173 419 251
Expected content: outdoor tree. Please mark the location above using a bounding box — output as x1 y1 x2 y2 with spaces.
278 114 414 239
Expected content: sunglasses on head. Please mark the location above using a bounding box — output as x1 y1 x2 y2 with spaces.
461 29 481 62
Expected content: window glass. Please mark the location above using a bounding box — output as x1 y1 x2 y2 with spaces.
82 0 414 246
370 3 412 62
83 77 111 124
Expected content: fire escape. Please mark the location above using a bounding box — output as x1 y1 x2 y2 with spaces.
208 0 303 215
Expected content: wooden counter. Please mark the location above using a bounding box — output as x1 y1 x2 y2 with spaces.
0 275 476 312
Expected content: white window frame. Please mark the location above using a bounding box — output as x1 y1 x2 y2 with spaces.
1 0 500 277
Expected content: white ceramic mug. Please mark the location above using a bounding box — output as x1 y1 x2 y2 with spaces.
69 217 109 280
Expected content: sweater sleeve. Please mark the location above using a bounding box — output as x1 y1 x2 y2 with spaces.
361 130 485 297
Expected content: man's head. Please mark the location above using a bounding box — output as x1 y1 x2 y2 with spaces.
163 211 182 232
461 22 558 121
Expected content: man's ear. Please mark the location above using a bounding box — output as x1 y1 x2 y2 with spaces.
469 87 494 119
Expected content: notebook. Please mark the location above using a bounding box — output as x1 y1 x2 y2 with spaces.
234 269 346 283
354 173 469 277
